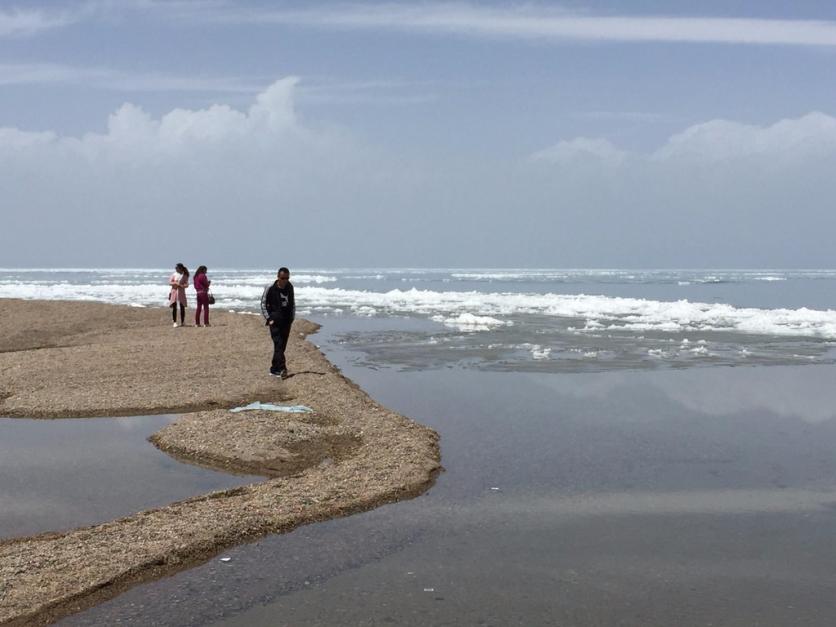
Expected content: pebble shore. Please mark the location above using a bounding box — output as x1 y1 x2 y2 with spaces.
0 299 441 626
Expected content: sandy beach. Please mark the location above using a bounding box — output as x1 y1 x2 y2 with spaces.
0 299 441 625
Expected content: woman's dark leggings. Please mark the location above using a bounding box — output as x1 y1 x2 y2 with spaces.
171 303 185 323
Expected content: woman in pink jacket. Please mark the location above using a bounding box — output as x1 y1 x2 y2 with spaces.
168 263 189 327
193 265 211 327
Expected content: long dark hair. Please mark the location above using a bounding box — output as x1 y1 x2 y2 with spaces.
196 265 207 276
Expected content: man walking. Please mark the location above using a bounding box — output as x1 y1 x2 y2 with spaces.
261 267 295 379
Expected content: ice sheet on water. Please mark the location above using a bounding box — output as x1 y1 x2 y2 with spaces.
4 275 836 340
7 267 836 372
295 287 836 340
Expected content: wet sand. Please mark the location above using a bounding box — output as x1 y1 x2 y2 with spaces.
0 300 440 625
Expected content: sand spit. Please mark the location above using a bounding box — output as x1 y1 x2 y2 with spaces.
0 299 441 625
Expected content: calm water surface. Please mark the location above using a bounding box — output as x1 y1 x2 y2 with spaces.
0 415 260 539
61 321 836 627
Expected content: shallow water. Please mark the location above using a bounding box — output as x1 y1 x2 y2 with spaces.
61 323 836 626
0 415 260 539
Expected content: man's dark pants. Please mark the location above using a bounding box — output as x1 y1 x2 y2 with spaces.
270 322 292 372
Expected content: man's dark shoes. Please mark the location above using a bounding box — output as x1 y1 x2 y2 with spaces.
269 369 281 377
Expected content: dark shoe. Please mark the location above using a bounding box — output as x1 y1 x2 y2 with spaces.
269 369 281 377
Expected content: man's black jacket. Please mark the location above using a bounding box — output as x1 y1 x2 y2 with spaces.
261 281 295 325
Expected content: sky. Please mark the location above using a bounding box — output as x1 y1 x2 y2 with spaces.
2 1 836 268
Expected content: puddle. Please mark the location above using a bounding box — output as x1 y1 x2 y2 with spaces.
0 414 260 539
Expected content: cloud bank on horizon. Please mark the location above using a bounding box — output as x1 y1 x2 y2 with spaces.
2 2 836 267
2 77 835 267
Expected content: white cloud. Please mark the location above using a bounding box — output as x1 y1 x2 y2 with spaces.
0 63 440 104
518 112 836 266
205 3 836 47
0 63 107 85
534 112 836 164
531 137 627 165
0 63 262 93
2 77 303 157
654 112 836 162
0 77 427 266
2 82 836 267
0 8 72 37
9 2 836 48
0 127 56 149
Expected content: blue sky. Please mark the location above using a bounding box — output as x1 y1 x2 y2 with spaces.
3 1 836 267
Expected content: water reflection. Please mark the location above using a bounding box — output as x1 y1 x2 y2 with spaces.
62 361 836 627
532 365 836 424
0 415 259 539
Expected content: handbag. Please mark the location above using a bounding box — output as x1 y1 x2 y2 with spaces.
207 291 216 305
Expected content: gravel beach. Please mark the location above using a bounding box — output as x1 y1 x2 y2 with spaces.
0 299 441 625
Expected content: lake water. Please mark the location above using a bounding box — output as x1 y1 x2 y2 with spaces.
4 268 836 625
62 333 836 626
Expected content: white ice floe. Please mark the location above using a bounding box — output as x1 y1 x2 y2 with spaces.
296 287 836 339
432 312 511 332
4 274 836 341
529 345 552 360
451 271 570 282
292 274 338 284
